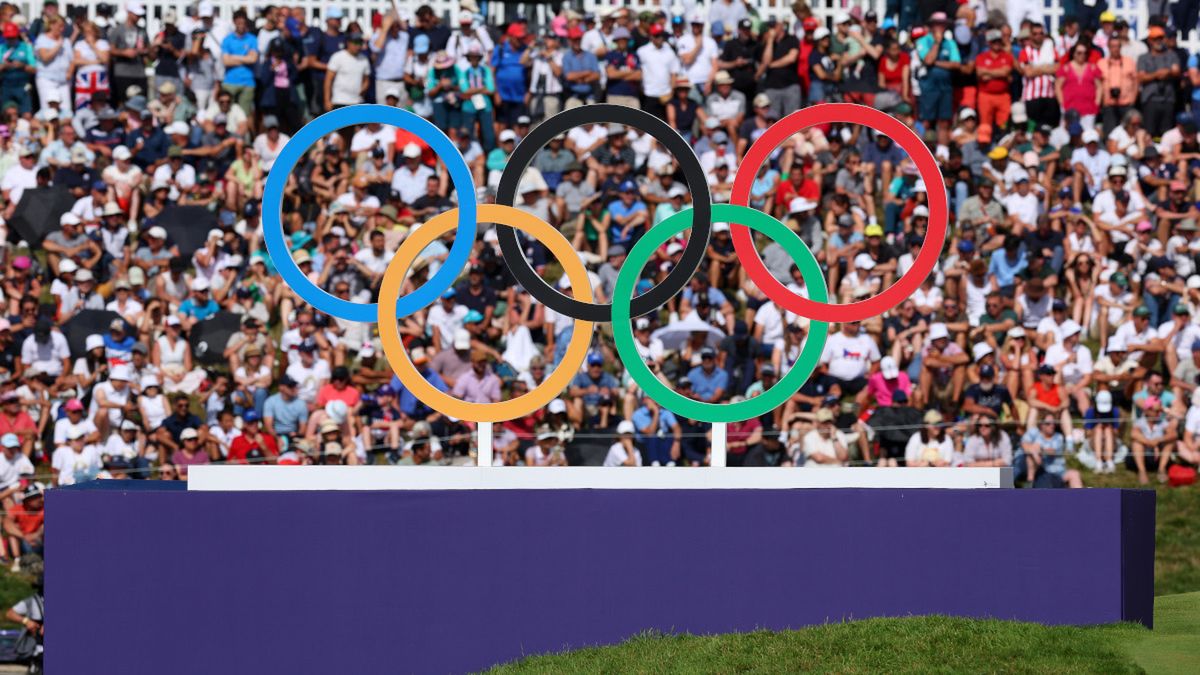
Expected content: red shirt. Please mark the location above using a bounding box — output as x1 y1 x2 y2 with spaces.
316 383 362 409
228 432 279 464
878 52 910 91
975 49 1014 94
774 177 820 210
9 503 43 535
0 412 35 438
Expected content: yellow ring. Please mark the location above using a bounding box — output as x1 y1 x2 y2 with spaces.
377 205 595 423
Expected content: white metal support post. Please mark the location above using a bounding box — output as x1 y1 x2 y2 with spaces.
711 422 727 467
477 422 493 467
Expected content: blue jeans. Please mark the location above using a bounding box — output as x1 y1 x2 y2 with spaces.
462 107 496 153
1142 291 1180 328
432 101 462 135
553 326 572 369
640 435 674 466
884 202 904 235
233 388 269 417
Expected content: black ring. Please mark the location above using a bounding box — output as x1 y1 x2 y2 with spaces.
495 105 712 321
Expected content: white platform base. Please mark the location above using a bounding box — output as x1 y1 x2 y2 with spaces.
188 466 1013 491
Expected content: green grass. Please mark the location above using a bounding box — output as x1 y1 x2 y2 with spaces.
1078 465 1200 596
488 593 1200 674
0 568 32 628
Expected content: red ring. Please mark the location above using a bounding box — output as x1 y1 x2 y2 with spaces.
730 104 948 323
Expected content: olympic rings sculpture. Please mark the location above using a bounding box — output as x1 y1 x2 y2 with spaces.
262 103 947 424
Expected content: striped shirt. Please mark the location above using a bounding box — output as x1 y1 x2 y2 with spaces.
1019 40 1059 100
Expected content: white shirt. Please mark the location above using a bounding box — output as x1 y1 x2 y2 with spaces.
152 162 197 202
20 332 70 377
1070 146 1112 193
426 303 469 349
905 433 956 466
676 33 719 85
53 417 97 445
1159 321 1200 364
603 442 642 467
820 331 880 381
391 163 435 204
1002 191 1040 227
1036 316 1066 344
326 49 370 106
51 443 102 486
1043 342 1094 385
350 126 395 155
285 359 330 404
1112 321 1159 361
635 42 681 97
0 163 37 206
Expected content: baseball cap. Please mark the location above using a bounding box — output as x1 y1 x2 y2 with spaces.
1095 390 1113 414
587 352 605 366
617 420 636 435
880 356 900 379
1 433 19 448
180 428 199 440
548 399 567 414
453 328 472 351
980 364 996 379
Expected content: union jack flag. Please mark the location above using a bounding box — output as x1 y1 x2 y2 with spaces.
74 70 109 110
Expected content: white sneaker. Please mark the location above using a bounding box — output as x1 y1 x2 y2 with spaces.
1107 460 1116 474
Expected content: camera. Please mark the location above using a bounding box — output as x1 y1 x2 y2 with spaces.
1109 87 1121 100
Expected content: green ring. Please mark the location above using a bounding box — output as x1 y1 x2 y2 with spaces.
611 204 830 423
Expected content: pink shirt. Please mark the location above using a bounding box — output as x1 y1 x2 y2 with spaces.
866 371 912 407
1056 61 1101 115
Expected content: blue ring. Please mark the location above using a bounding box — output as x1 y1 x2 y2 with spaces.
261 105 477 322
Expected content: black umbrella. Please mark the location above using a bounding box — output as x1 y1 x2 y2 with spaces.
155 206 217 257
190 312 242 366
63 310 135 358
8 186 74 246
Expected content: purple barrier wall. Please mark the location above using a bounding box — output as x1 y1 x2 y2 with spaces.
48 486 1154 674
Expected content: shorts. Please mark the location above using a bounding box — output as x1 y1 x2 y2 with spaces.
822 375 867 396
918 82 953 122
1083 408 1119 431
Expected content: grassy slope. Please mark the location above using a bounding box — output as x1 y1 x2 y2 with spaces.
489 593 1200 674
1081 469 1200 596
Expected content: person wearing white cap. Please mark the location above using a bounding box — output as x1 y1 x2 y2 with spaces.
106 3 150 109
840 253 880 303
1042 319 1094 412
391 142 435 204
51 423 103 486
603 420 643 466
917 322 968 409
101 145 144 225
1069 127 1111 203
864 355 912 408
43 209 100 277
178 277 218 331
88 363 134 435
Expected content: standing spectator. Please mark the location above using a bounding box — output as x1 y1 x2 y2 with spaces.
562 27 600 109
1019 20 1062 129
915 13 961 131
1099 36 1137 135
0 22 36 114
635 23 680 119
1137 25 1181 137
324 32 369 110
491 23 528 126
107 2 149 107
457 44 496 152
755 18 801 120
604 27 640 109
975 28 1013 133
33 14 71 115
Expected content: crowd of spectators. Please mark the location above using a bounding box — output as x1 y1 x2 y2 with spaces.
0 0 1198 507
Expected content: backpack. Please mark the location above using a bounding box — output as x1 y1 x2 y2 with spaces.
12 594 43 661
